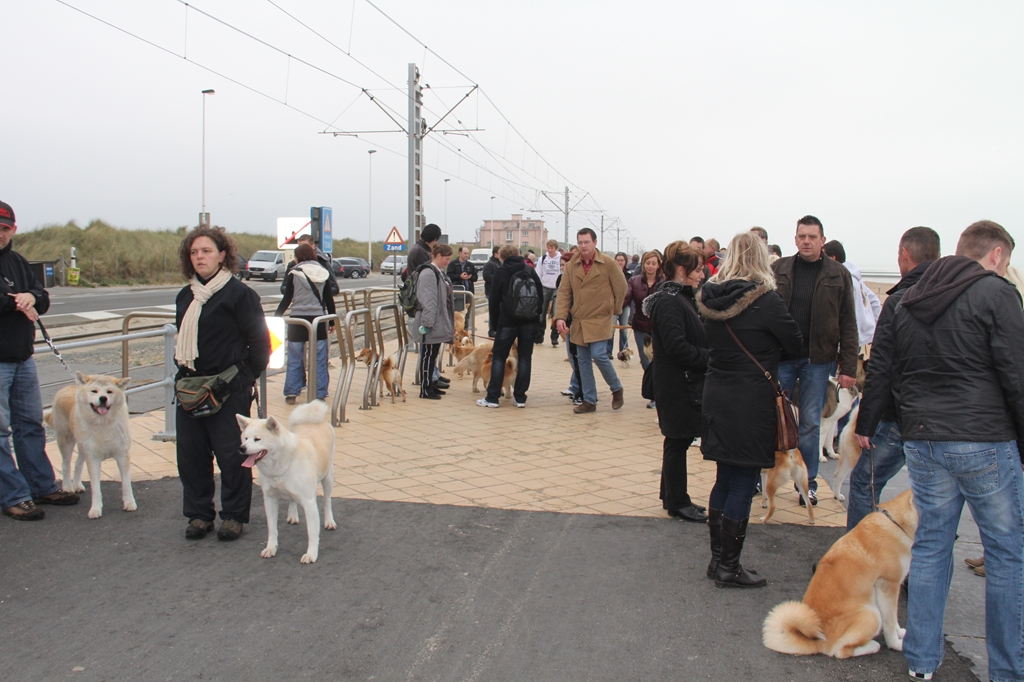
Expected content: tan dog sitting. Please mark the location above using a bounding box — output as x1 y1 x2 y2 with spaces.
763 490 917 658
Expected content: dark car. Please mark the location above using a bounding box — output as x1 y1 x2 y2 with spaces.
332 257 371 279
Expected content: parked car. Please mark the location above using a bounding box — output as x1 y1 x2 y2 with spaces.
380 255 407 275
234 253 247 279
243 250 287 281
332 257 371 279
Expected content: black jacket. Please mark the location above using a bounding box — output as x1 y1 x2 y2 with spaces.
488 256 543 330
644 281 708 440
0 240 50 363
175 275 271 389
892 256 1024 444
446 258 478 294
697 280 803 468
854 261 930 438
405 239 432 281
482 256 501 297
772 254 859 374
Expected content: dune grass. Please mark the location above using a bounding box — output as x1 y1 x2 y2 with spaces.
13 220 393 286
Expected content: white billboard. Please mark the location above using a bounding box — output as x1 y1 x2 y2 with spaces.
277 217 311 249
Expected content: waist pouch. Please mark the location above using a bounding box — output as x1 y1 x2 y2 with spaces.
175 364 241 418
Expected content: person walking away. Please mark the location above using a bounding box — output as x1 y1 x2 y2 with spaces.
477 245 542 408
536 240 562 345
174 226 270 541
481 246 502 337
275 243 336 403
624 250 664 380
771 215 859 505
847 227 939 530
891 221 1024 682
411 244 455 399
285 233 339 298
644 242 708 522
554 228 628 414
0 200 80 520
697 232 802 587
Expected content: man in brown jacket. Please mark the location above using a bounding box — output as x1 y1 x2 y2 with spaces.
770 215 858 504
555 228 629 413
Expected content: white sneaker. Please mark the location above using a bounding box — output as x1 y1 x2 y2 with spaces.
513 400 526 408
560 389 574 396
908 671 933 681
476 398 499 409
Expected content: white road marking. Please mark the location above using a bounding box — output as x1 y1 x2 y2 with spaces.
76 311 122 320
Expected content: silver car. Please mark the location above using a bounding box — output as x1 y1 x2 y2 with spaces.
380 255 407 275
243 250 287 281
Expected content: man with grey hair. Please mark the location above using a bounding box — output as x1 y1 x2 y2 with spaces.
891 220 1024 682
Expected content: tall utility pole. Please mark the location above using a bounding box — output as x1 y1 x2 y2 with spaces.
444 178 450 231
563 186 569 244
408 64 424 244
616 221 621 252
600 214 604 252
200 89 215 227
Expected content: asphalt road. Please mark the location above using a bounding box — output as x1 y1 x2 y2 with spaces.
0 479 978 682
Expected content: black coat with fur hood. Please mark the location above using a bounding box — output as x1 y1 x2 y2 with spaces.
697 279 802 468
644 281 708 440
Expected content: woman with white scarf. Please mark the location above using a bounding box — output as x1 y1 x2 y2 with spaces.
275 243 336 403
174 227 269 542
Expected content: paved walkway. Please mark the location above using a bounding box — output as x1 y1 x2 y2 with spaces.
56 335 847 527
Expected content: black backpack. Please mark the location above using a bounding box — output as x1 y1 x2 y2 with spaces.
504 270 541 321
398 263 436 316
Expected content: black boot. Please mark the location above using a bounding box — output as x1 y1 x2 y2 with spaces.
706 509 723 579
715 516 766 588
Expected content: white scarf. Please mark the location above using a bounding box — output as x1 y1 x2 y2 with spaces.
175 268 233 371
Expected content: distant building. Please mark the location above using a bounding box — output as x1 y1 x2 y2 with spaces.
476 214 548 250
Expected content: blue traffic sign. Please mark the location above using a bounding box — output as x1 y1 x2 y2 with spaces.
384 244 406 251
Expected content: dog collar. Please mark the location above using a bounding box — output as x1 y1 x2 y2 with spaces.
878 508 912 539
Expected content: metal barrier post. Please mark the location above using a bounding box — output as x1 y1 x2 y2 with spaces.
259 371 268 419
372 304 407 402
281 318 314 401
153 324 178 441
307 313 341 404
335 308 372 422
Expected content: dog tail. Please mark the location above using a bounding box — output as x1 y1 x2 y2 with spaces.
762 601 826 655
42 407 53 428
453 354 473 377
288 400 330 428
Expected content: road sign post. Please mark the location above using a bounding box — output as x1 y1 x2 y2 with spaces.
383 227 405 291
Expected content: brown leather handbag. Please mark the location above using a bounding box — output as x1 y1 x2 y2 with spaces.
725 324 800 451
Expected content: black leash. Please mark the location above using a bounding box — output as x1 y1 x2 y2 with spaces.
37 319 76 379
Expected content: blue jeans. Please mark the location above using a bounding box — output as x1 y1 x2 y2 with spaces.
709 462 761 520
0 358 59 508
902 440 1024 681
778 359 832 493
846 420 905 530
486 324 535 403
633 330 651 371
284 339 329 400
575 339 622 405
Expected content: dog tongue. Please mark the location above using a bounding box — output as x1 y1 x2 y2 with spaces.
95 406 109 415
241 450 266 468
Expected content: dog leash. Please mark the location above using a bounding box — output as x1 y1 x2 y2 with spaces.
37 319 76 379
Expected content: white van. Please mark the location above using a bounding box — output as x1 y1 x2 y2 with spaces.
469 248 493 266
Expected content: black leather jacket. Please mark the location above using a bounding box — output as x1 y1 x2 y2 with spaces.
854 261 930 438
891 256 1024 443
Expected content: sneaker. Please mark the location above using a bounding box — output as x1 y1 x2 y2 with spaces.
3 500 45 521
797 489 818 507
34 491 80 505
476 398 499 408
217 519 244 541
908 670 933 680
513 400 526 408
646 400 656 409
185 518 214 539
560 388 574 396
285 395 297 405
572 396 583 406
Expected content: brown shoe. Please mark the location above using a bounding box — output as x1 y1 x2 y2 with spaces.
217 519 244 541
974 565 986 577
34 491 80 506
964 556 984 569
573 401 597 414
3 500 46 521
611 388 624 410
185 518 215 540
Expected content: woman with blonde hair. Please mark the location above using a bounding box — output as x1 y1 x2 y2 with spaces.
644 241 709 522
697 232 802 587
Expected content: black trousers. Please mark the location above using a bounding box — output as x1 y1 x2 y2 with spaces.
419 343 441 396
659 436 693 510
176 385 254 523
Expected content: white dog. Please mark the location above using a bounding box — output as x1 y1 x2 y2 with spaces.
237 401 336 564
44 372 135 519
819 379 859 462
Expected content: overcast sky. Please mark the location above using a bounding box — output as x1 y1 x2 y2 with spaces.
3 1 1021 270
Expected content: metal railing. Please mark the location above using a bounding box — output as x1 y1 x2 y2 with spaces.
370 303 409 405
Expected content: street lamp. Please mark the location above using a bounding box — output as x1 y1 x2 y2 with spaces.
444 178 450 233
200 89 215 227
368 150 376 267
489 196 495 247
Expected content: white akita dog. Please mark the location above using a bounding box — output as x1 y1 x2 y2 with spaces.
237 400 336 564
44 372 135 519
